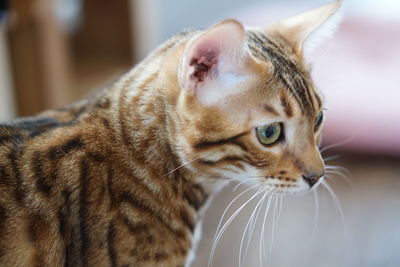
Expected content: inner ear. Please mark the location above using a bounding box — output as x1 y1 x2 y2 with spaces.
179 19 246 98
189 44 219 82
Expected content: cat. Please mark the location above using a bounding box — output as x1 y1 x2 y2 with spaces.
0 1 343 266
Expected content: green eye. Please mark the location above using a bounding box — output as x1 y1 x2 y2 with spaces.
314 111 324 131
256 122 282 146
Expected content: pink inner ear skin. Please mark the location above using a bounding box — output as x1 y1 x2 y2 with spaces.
189 46 219 82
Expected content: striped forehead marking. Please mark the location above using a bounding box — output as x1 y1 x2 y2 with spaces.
246 31 321 115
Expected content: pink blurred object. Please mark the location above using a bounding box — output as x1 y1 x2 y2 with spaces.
233 4 400 156
313 18 400 156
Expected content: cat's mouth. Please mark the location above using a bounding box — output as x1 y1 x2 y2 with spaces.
263 175 323 195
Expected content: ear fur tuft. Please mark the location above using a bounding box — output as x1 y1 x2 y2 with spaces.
267 0 344 57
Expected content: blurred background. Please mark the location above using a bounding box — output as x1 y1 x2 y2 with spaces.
0 0 399 266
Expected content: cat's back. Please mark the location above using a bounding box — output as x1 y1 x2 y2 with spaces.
0 99 116 266
0 30 201 267
0 116 68 266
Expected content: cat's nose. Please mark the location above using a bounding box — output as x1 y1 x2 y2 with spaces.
302 172 324 188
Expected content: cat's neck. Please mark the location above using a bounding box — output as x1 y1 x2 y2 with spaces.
113 69 213 190
111 35 220 192
105 75 214 266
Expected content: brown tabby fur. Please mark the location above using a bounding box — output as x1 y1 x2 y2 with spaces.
0 1 342 266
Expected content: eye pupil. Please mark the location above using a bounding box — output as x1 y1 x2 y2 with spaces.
264 126 276 138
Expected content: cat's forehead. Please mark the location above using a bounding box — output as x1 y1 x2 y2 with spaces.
245 30 323 116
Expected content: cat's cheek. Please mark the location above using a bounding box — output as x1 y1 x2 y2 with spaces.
216 164 262 184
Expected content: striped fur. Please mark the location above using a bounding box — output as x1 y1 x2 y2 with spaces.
0 2 342 265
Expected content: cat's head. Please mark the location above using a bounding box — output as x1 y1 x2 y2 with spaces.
174 0 343 193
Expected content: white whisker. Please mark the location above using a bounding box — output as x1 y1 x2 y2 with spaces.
276 194 283 225
310 189 320 239
321 180 348 235
325 170 354 186
323 155 340 162
209 184 265 267
234 178 263 191
161 156 202 177
243 187 270 262
212 183 261 246
326 165 350 177
320 135 355 154
269 192 279 258
260 191 275 266
239 187 270 267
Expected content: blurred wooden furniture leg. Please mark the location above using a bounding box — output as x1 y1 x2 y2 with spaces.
71 0 133 100
128 0 160 63
8 0 72 117
0 22 16 121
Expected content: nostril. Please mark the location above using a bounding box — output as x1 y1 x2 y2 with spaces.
302 173 323 188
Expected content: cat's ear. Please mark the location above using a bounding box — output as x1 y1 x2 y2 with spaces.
268 0 343 57
178 19 251 105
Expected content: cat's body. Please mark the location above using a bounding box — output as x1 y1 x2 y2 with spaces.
0 1 342 266
0 32 203 266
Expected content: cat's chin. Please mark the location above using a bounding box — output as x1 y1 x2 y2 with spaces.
277 188 312 196
232 178 317 196
276 181 323 196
